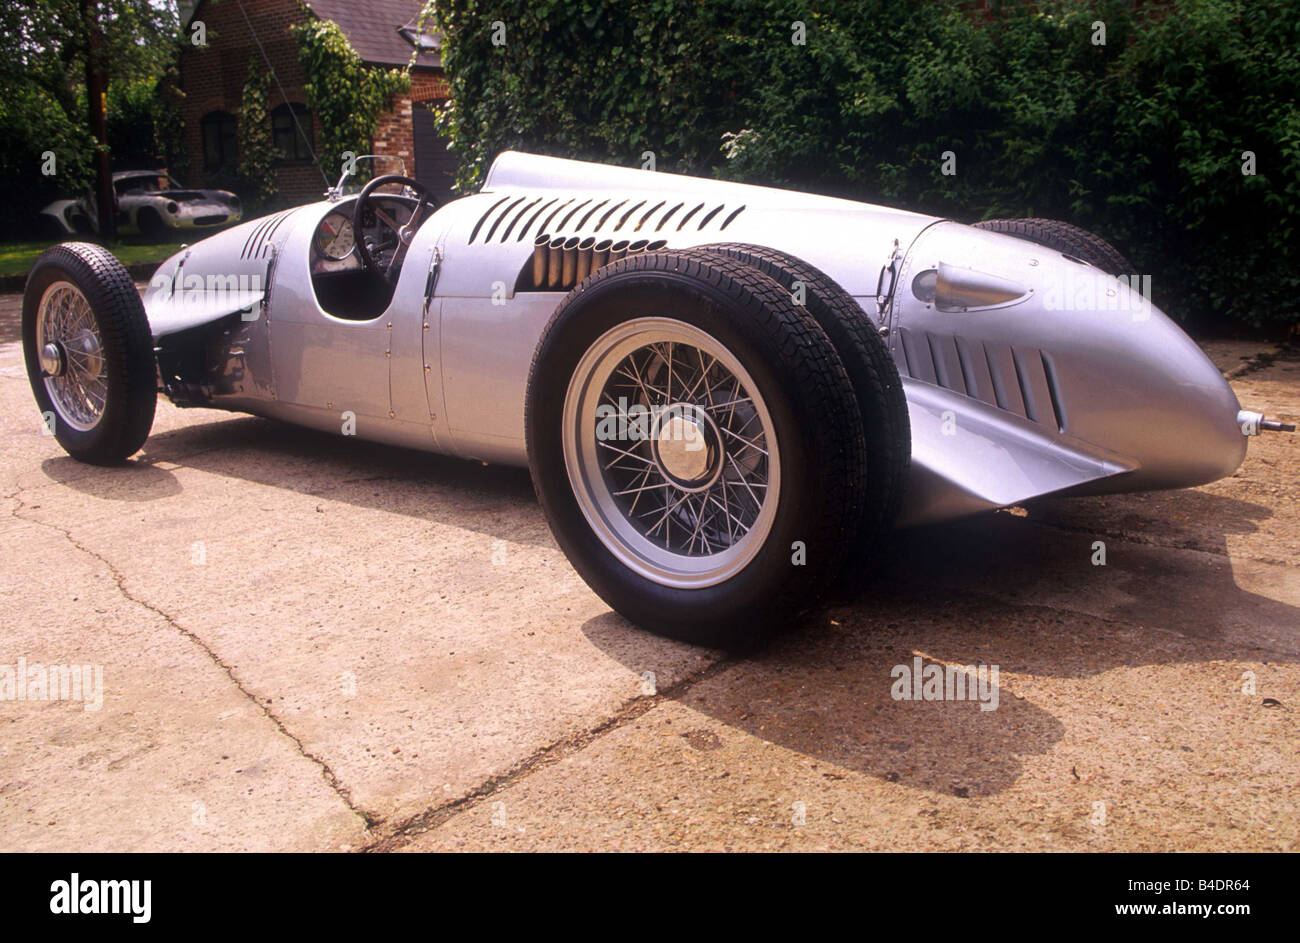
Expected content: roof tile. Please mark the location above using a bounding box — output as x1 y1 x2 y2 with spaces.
303 0 440 68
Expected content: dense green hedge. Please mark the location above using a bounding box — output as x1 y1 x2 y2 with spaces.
0 87 97 238
427 0 1299 328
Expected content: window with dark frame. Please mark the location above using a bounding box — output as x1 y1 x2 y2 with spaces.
271 103 313 163
200 111 237 171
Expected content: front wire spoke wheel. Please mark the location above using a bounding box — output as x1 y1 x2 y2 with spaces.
37 281 107 432
563 318 781 589
22 243 157 464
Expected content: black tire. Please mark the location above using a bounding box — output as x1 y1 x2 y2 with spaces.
692 243 910 565
972 218 1133 277
23 243 156 465
526 250 867 646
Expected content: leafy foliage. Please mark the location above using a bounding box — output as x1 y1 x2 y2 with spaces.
0 0 182 239
0 0 181 117
237 55 279 210
0 86 97 237
427 0 1299 327
292 17 411 181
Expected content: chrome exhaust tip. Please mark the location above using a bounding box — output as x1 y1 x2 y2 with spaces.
561 236 580 288
575 236 596 283
532 234 549 289
592 239 612 272
547 236 565 288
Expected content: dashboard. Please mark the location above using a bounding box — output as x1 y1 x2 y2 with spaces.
310 196 418 275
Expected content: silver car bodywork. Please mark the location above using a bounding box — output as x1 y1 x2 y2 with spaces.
143 151 1253 526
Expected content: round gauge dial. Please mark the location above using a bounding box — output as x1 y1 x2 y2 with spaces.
316 212 356 260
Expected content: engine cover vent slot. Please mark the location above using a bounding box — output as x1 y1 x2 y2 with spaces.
241 210 293 259
634 201 666 231
656 203 685 230
696 204 725 230
614 200 648 230
499 197 543 242
468 197 510 244
517 197 560 240
483 196 528 243
676 203 705 230
471 194 746 243
896 329 1066 432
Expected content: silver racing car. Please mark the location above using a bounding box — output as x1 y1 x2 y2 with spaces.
21 152 1293 643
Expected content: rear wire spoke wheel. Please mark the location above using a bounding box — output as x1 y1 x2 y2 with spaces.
564 319 780 588
527 250 868 646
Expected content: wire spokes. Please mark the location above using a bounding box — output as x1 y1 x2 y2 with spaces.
38 283 108 431
597 339 771 557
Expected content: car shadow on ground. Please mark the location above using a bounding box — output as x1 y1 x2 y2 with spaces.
38 413 554 548
584 490 1298 798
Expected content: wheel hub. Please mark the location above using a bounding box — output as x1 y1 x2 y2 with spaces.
39 341 66 377
66 330 103 377
653 404 721 491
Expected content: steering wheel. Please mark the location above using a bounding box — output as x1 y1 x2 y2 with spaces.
353 174 440 282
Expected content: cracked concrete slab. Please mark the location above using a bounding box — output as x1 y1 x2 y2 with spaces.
7 433 718 826
0 499 369 851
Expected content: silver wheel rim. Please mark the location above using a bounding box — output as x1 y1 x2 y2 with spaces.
37 281 107 432
563 317 780 589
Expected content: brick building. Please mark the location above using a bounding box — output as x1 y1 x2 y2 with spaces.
178 0 455 206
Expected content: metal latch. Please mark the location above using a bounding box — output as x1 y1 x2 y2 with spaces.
875 239 902 328
423 246 444 316
257 244 278 322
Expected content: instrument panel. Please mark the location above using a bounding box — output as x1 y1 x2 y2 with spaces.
311 197 417 274
315 211 356 261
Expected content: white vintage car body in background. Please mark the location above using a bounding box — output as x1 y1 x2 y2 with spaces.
22 152 1291 642
40 171 242 237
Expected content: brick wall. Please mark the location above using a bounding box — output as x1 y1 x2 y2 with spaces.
178 0 446 207
369 72 449 178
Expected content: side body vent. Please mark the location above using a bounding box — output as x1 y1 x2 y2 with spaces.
897 329 1066 432
469 192 745 244
241 210 293 260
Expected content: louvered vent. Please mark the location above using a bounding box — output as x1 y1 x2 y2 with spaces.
469 193 745 244
896 329 1066 433
241 210 293 259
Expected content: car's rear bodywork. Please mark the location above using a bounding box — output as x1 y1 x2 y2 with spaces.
141 151 1251 527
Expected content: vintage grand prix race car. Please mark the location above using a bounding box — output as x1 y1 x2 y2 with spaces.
22 152 1293 643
